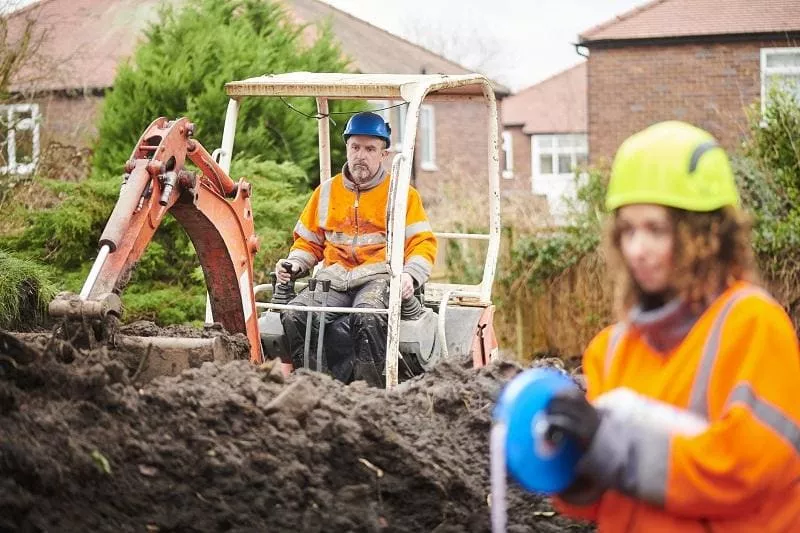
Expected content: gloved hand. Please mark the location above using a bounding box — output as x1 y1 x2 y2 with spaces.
275 259 301 284
545 387 601 451
401 273 415 300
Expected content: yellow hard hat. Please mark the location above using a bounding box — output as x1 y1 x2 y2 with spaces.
605 121 740 212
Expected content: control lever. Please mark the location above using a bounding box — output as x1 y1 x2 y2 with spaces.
271 260 297 305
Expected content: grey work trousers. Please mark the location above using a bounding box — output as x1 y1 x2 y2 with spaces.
280 279 389 387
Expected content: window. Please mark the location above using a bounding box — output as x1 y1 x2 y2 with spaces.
0 103 40 175
531 133 588 223
374 101 407 150
761 47 800 113
374 101 436 170
418 105 436 171
501 130 514 179
532 133 588 179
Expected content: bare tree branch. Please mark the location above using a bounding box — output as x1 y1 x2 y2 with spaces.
0 0 50 101
399 13 517 86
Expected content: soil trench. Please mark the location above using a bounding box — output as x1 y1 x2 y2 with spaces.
0 323 594 533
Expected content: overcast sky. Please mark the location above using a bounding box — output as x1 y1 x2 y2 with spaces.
1 0 28 12
322 0 650 90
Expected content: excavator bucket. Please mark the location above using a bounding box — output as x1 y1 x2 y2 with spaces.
48 117 263 381
113 335 245 383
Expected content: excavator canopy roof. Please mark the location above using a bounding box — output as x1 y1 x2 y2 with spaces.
224 72 492 100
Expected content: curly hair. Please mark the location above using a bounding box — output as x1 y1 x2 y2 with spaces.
605 206 758 317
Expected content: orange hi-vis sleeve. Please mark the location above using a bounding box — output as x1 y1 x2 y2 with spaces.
288 184 325 271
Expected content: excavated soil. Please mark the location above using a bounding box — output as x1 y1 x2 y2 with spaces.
0 324 594 533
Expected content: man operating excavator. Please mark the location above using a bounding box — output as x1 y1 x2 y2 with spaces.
275 111 437 387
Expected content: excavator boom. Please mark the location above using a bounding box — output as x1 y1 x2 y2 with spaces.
49 117 263 368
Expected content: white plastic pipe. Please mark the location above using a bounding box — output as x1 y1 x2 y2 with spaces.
490 422 508 533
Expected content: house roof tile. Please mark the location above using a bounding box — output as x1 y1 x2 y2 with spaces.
580 0 800 43
500 62 586 135
8 0 178 93
7 0 507 94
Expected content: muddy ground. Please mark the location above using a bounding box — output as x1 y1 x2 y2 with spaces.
0 323 594 533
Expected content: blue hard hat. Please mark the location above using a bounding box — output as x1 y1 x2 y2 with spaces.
343 112 391 148
493 367 583 494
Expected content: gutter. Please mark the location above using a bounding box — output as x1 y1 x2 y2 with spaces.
579 31 800 50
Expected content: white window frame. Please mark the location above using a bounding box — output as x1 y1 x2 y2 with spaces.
418 104 437 171
531 134 587 186
531 133 588 223
1 103 40 175
501 130 514 179
760 47 800 115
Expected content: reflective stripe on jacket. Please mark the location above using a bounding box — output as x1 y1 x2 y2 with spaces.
287 165 437 292
555 281 800 532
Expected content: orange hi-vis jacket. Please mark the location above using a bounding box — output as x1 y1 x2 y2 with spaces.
287 164 437 292
556 281 800 532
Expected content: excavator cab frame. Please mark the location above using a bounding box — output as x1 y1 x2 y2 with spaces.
53 72 501 389
221 72 502 388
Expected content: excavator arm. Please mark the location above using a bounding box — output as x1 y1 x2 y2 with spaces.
49 117 263 365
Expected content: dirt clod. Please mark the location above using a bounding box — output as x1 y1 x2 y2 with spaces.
0 327 595 532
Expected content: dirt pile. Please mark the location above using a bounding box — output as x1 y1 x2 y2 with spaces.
0 326 594 533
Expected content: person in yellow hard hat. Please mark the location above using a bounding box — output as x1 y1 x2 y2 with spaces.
544 121 800 531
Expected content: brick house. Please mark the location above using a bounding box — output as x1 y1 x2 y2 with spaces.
578 0 800 163
4 0 508 200
500 62 587 220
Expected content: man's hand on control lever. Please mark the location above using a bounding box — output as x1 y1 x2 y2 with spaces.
401 273 414 300
275 259 300 284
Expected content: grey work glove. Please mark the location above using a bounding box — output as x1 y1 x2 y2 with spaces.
401 272 414 300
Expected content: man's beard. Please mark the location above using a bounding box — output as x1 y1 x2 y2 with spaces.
350 163 374 184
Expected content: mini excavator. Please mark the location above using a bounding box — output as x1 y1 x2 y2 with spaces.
50 72 502 388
